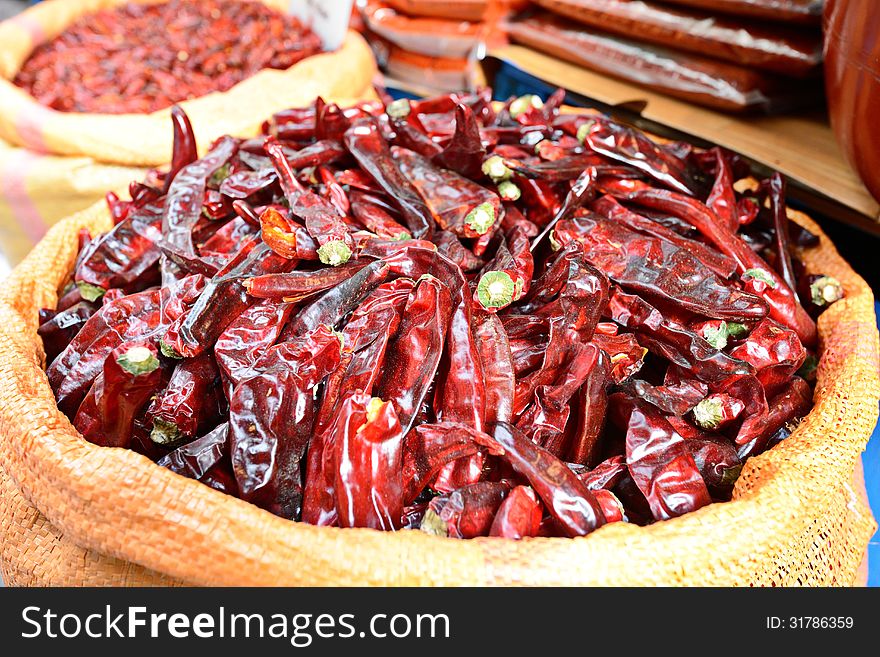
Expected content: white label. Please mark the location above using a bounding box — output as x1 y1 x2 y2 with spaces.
288 0 354 51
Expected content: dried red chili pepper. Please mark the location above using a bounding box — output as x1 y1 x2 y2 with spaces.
582 117 703 195
517 343 605 458
162 238 295 359
38 301 98 364
74 342 163 448
349 191 412 241
162 135 238 270
395 147 501 240
728 318 806 395
767 172 800 296
594 489 626 523
590 332 647 383
474 422 606 537
568 349 610 466
592 195 737 279
157 422 231 486
691 393 745 431
375 275 452 433
331 395 405 530
608 289 753 385
432 230 484 272
344 119 435 238
706 148 739 233
244 260 369 301
472 310 516 427
229 325 343 519
421 481 511 539
553 211 766 321
489 485 543 539
52 276 205 415
146 352 224 446
578 455 628 491
474 225 534 311
736 376 812 457
432 104 486 179
213 299 293 391
624 403 712 520
75 199 165 301
611 183 817 346
264 137 354 266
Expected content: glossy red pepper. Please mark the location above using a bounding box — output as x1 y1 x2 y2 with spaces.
74 342 164 448
489 485 543 539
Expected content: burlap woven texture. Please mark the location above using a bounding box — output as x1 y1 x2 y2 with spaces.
0 0 377 166
0 201 876 586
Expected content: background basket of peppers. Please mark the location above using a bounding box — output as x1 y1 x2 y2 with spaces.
0 89 876 586
0 0 377 166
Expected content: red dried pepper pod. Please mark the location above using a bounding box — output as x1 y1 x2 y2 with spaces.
578 455 628 491
375 274 453 433
593 489 626 524
582 117 703 196
38 301 98 364
146 352 224 446
489 485 544 539
394 146 502 240
472 310 516 427
344 118 435 239
474 225 534 311
349 190 412 241
691 393 745 431
264 137 354 266
624 403 712 521
74 342 163 448
568 348 610 466
332 395 405 531
75 199 165 301
157 422 232 488
229 325 344 519
420 481 511 539
432 104 486 179
474 423 606 537
728 318 806 395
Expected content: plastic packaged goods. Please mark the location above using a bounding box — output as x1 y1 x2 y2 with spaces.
384 45 474 92
361 1 483 58
660 0 823 24
824 0 880 203
505 11 816 112
386 0 492 21
531 0 823 77
385 0 530 21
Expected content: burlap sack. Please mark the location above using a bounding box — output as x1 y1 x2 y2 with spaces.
0 0 377 166
0 139 146 267
0 200 876 586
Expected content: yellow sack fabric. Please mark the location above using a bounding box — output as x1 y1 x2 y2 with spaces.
0 138 144 268
0 0 377 166
0 200 876 586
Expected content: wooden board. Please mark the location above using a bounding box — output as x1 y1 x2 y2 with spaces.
487 44 880 231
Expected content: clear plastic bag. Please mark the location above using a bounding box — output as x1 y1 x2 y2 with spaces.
361 1 483 59
505 11 819 112
660 0 823 24
531 0 823 77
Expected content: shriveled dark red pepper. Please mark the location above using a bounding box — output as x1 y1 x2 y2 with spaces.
344 119 435 238
229 325 343 519
624 402 712 521
489 485 543 539
74 342 164 448
474 422 606 537
474 225 534 311
146 352 224 445
420 481 511 539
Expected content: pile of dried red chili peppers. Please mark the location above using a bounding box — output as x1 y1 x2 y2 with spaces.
14 0 322 114
40 88 843 538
